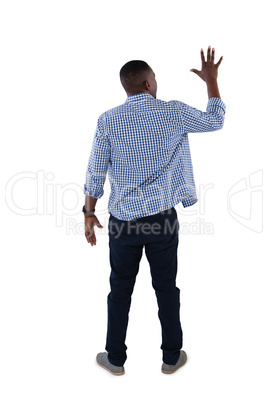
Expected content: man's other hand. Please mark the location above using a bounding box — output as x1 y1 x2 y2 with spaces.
85 215 103 246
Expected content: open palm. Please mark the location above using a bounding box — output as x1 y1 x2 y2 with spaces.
190 46 223 83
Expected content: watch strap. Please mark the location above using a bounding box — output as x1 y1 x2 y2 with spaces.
82 205 95 215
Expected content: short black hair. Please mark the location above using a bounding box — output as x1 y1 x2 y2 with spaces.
120 60 151 92
120 60 150 81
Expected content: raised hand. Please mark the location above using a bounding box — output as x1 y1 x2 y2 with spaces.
190 46 223 83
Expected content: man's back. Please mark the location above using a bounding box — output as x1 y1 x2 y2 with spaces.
84 92 226 220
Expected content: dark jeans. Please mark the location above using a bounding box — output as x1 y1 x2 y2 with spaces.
105 207 183 366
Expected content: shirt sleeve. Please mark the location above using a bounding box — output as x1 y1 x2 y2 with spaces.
171 97 226 134
83 114 111 199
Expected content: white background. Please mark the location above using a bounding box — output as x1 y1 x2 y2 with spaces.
1 0 267 401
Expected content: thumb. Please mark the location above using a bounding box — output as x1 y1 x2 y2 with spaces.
190 69 200 75
96 221 103 228
190 68 201 75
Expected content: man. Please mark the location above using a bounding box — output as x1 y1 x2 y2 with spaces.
83 46 226 375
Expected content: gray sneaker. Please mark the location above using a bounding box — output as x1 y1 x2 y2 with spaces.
161 350 187 374
96 352 125 376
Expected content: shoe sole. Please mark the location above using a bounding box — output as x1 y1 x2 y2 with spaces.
161 358 187 374
96 358 125 376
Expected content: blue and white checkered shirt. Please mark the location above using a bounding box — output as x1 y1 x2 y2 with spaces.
84 93 226 221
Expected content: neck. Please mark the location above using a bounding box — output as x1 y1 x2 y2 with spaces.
127 90 149 97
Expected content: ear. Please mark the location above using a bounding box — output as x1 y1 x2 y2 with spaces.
145 80 151 90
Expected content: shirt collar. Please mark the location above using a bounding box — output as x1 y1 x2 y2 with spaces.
125 92 155 103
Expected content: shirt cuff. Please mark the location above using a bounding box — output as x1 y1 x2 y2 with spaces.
83 184 104 199
207 97 226 115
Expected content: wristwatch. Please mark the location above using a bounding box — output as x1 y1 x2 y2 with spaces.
82 205 95 215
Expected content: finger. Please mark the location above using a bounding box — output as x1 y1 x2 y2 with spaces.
207 46 211 63
190 69 201 76
200 48 205 66
92 232 96 245
85 232 91 243
215 56 223 68
85 228 95 243
85 232 93 242
88 234 96 246
211 47 215 64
